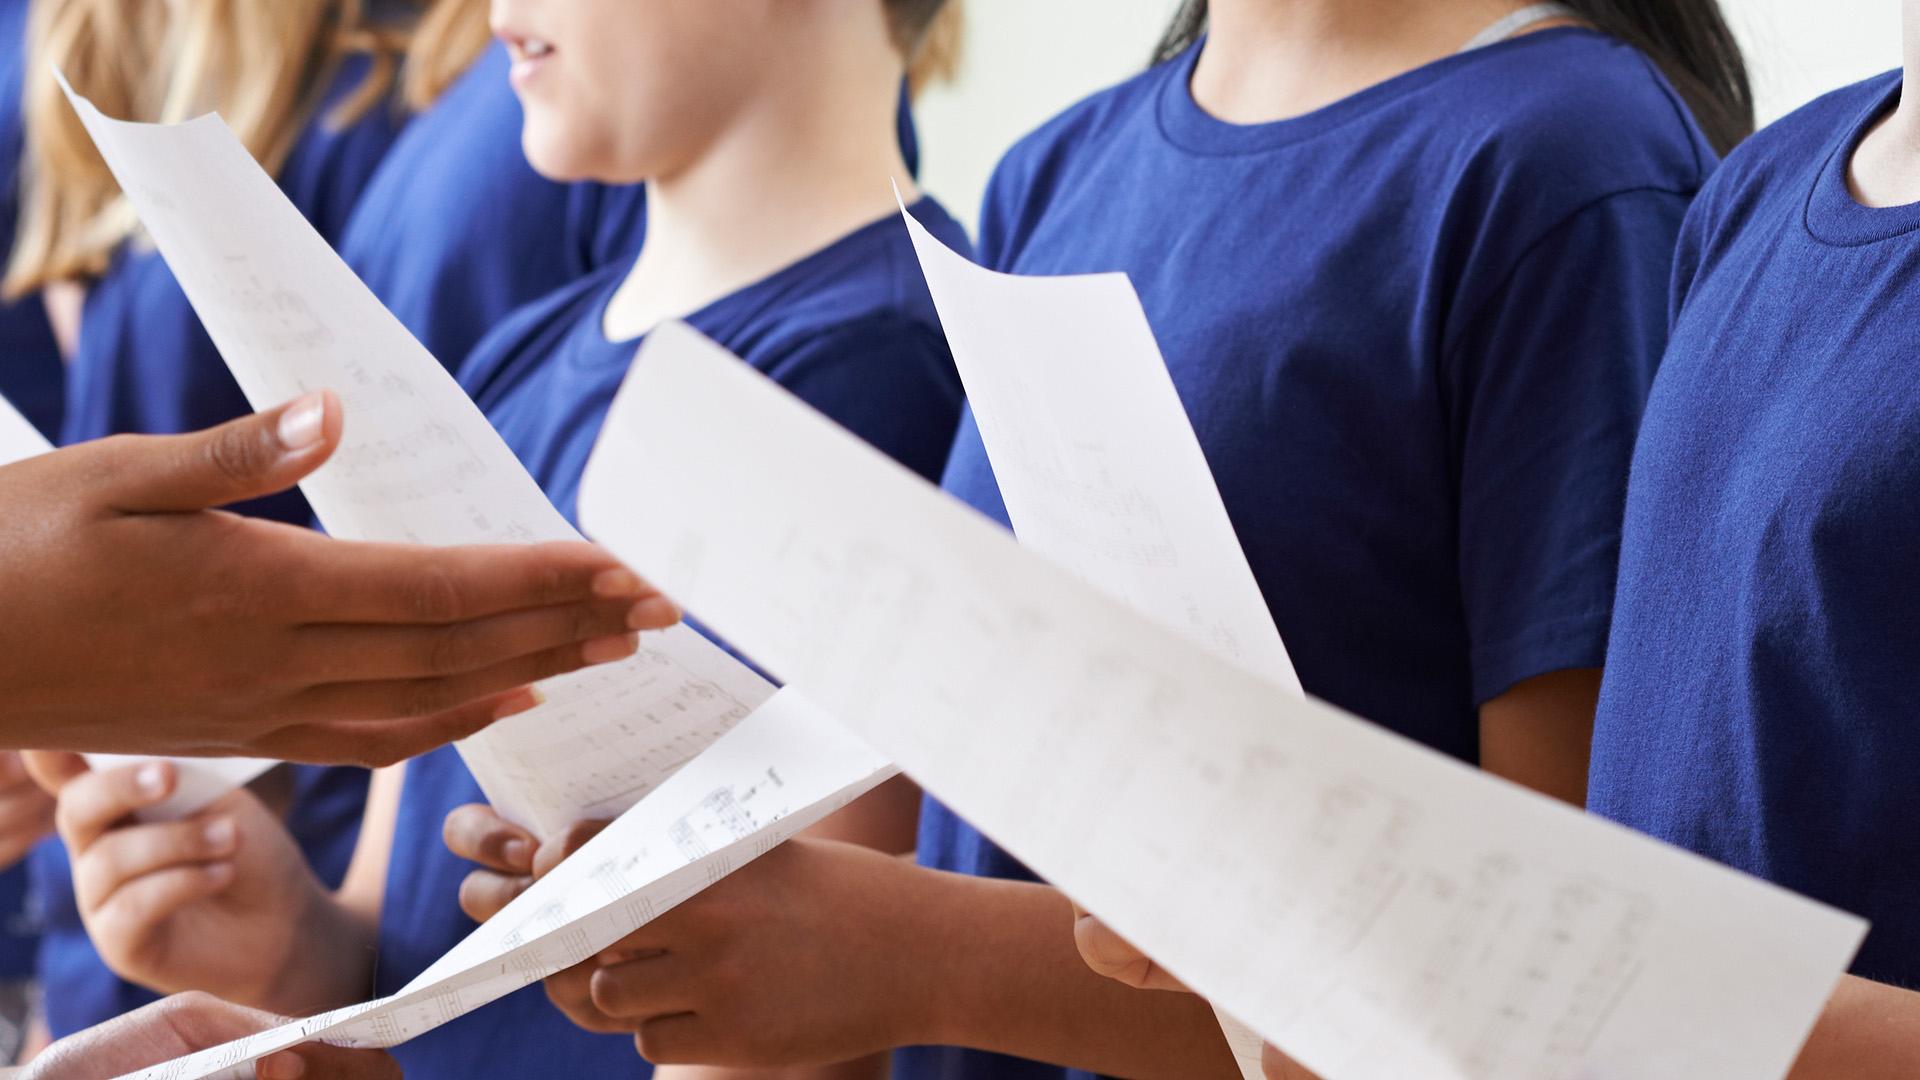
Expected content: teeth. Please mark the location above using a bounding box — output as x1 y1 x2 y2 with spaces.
522 38 553 58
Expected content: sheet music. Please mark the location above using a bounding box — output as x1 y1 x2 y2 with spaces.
0 390 279 818
580 321 1867 1080
55 74 772 836
899 194 1294 1076
116 690 895 1080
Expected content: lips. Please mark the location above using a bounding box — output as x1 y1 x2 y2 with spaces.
496 28 556 90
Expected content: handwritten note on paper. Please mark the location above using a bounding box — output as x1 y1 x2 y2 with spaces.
55 74 772 836
117 691 895 1080
897 197 1295 1075
581 321 1866 1080
0 391 279 818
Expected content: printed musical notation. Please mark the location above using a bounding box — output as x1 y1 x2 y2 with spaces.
55 72 775 836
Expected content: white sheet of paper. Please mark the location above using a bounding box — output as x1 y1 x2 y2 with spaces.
0 390 279 817
55 74 772 836
898 193 1292 1077
581 321 1866 1080
116 689 894 1080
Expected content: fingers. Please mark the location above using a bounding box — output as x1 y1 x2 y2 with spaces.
299 601 640 683
257 1044 403 1080
632 1012 709 1066
86 863 235 949
545 962 632 1035
0 771 57 869
247 687 544 767
289 635 638 725
1072 911 1188 993
100 391 342 514
55 760 176 852
22 750 89 795
533 818 612 879
73 815 237 909
443 804 534 873
590 951 693 1019
457 869 530 923
282 537 677 628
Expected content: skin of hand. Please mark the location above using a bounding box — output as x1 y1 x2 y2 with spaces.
29 754 367 1015
0 751 55 869
0 389 681 765
22 990 399 1080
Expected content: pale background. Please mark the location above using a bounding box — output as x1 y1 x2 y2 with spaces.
914 0 1905 231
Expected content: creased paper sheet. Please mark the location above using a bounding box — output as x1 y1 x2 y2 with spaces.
582 322 1867 1080
0 391 278 817
898 193 1288 1077
55 73 772 835
117 689 895 1080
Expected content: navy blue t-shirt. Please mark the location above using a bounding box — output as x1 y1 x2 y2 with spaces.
1590 72 1920 986
0 0 63 440
902 30 1711 1079
372 198 968 1080
32 55 398 1037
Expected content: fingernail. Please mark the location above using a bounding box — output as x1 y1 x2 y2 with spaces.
492 687 546 721
258 1051 306 1079
203 818 236 853
503 837 533 871
276 392 328 451
627 596 680 630
135 762 170 800
591 568 644 599
582 633 640 664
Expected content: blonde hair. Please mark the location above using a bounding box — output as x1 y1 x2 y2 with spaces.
5 0 410 296
400 0 490 110
905 0 964 97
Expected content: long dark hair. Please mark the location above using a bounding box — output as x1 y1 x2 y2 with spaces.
1151 1 1754 155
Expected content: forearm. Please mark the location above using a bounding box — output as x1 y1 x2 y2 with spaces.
901 866 1237 1078
1788 975 1920 1079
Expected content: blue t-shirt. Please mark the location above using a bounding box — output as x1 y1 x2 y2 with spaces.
373 198 968 1080
1590 72 1920 986
0 0 62 439
60 53 404 523
33 55 399 1037
901 30 1711 1079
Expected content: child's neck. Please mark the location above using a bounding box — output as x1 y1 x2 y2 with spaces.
1848 1 1920 209
1193 0 1562 124
602 56 916 342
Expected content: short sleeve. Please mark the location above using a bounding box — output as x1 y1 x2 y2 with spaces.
1446 188 1691 703
757 313 964 484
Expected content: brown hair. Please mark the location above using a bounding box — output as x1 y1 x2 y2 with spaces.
1152 0 1753 155
6 0 411 296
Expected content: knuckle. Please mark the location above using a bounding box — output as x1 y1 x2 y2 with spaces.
203 425 274 487
425 623 482 676
405 563 466 624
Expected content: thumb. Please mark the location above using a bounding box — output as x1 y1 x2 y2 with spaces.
100 390 342 514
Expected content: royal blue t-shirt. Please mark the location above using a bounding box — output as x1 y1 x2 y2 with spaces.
0 0 62 440
1590 72 1920 986
901 30 1711 1079
372 198 968 1080
60 53 404 523
33 55 399 1037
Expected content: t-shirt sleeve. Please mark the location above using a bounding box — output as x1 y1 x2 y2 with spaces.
758 313 965 484
1445 188 1691 704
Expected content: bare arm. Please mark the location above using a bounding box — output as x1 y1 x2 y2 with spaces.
1478 667 1600 805
1788 976 1920 1079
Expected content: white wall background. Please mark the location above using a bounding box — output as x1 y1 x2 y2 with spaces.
914 0 1905 232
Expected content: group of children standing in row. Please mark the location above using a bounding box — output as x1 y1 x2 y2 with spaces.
0 0 1913 1076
